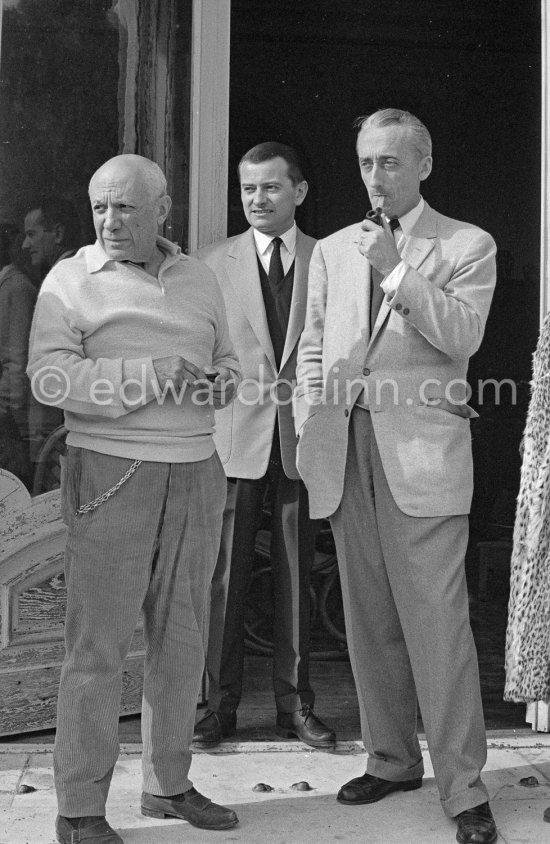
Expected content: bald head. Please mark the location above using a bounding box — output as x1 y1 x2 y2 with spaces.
89 154 172 263
89 154 168 202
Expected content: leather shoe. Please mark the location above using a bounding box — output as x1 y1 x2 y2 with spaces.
275 704 336 748
192 709 236 748
141 788 238 830
455 803 497 844
55 815 123 843
337 772 423 805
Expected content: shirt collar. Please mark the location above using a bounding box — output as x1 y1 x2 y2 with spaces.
391 197 424 236
253 222 297 257
85 235 182 274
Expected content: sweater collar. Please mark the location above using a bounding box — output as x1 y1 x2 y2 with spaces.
85 235 182 274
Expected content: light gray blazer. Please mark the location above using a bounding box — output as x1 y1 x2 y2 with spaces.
294 202 497 519
196 227 316 480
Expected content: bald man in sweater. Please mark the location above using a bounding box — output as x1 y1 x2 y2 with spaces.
27 154 241 844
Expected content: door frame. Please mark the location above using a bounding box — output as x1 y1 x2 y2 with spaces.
186 0 550 729
188 0 231 252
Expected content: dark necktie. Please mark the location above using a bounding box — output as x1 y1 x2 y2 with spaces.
370 219 400 332
268 236 284 294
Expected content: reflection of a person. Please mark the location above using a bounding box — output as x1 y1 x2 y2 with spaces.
23 197 83 481
505 312 550 826
294 109 497 844
0 223 36 486
23 196 82 280
27 154 241 843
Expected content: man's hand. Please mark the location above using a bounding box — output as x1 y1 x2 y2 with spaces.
201 367 237 409
358 214 401 277
152 355 204 391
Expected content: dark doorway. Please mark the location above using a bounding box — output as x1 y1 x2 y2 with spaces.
228 0 541 728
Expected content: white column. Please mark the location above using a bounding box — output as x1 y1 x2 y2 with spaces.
527 700 550 731
188 0 231 251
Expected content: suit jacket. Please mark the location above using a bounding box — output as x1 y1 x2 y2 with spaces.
294 202 497 519
196 226 316 480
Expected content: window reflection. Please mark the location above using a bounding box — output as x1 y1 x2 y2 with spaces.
0 0 191 493
0 222 35 486
0 0 119 491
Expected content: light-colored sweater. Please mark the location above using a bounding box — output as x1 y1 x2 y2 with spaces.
27 237 241 462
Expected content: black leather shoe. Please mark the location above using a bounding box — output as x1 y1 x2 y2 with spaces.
337 772 423 805
275 704 336 748
141 788 238 830
455 803 497 844
55 815 123 843
192 709 236 748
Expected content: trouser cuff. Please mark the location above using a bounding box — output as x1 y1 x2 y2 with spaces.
56 799 107 817
207 693 239 714
142 774 193 797
275 692 315 713
366 755 424 782
442 783 490 818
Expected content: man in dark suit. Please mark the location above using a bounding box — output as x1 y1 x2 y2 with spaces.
295 110 497 844
193 142 335 749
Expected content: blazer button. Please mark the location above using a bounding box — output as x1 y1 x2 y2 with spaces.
395 303 402 310
344 409 349 417
403 307 410 315
362 367 370 376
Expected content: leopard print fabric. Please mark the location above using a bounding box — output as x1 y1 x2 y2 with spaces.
505 313 550 702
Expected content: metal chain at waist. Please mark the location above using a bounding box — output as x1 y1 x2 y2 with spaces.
75 459 142 515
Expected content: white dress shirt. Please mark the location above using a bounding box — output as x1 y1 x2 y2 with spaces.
253 223 297 275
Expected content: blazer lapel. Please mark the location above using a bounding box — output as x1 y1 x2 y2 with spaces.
400 236 435 271
347 225 373 349
280 229 313 371
226 229 277 372
368 204 437 348
400 202 437 269
368 290 391 347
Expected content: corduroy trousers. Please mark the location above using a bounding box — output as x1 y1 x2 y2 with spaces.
54 446 225 817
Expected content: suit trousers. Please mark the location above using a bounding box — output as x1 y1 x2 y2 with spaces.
206 433 317 714
330 408 489 818
54 446 225 816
